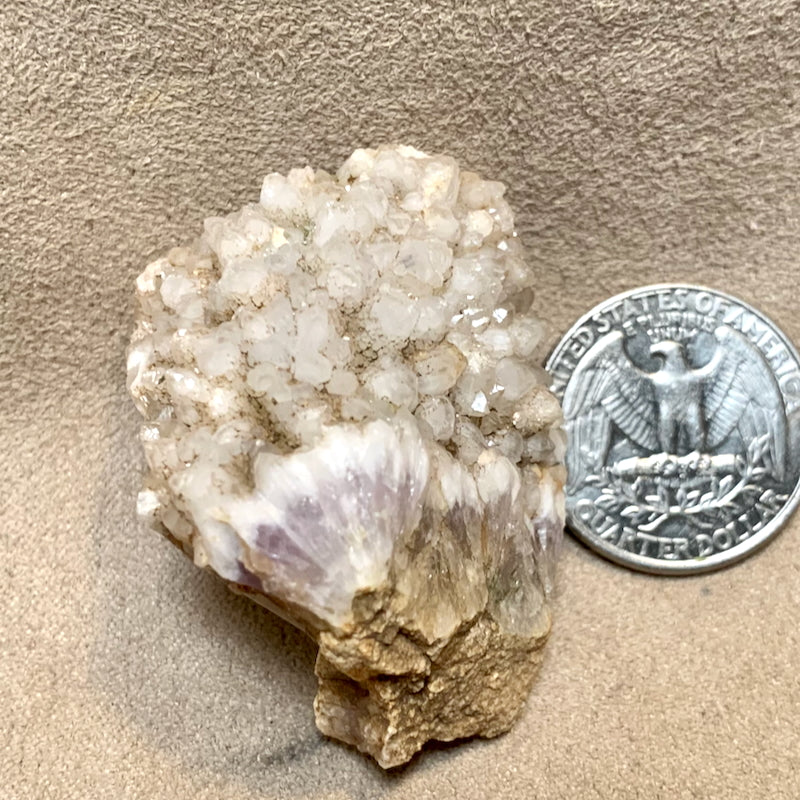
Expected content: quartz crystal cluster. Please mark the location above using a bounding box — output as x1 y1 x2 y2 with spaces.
127 145 565 768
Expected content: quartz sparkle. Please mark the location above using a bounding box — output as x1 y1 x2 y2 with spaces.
127 145 565 767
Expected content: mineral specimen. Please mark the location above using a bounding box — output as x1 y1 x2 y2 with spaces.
127 145 566 768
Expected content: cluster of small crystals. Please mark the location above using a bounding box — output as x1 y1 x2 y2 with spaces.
128 145 564 478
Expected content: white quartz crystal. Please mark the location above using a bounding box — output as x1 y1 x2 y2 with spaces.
128 145 565 768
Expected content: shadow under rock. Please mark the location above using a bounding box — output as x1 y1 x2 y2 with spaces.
88 389 401 799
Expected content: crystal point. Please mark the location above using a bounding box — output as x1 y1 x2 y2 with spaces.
128 145 565 768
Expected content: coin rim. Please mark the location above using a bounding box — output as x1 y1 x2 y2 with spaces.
546 283 800 575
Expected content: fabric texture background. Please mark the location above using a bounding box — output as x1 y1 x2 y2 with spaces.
2 1 800 798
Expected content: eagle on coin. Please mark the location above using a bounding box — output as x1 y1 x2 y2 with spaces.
563 328 787 491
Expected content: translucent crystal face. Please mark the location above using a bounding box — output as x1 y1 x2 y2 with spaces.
128 144 564 625
128 145 565 766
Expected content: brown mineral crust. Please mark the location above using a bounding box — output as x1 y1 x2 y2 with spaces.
154 446 559 769
127 146 567 768
313 603 552 769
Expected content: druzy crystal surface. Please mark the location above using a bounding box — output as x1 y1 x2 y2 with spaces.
127 145 566 768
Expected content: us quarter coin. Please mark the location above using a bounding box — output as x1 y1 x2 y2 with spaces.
547 284 800 574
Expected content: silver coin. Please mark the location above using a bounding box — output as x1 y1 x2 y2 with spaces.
547 284 800 574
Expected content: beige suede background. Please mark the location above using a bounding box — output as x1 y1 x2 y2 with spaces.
3 1 800 798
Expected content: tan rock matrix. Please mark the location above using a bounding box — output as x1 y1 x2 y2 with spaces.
127 145 565 767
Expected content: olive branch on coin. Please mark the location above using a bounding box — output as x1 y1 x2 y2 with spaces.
589 435 772 533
